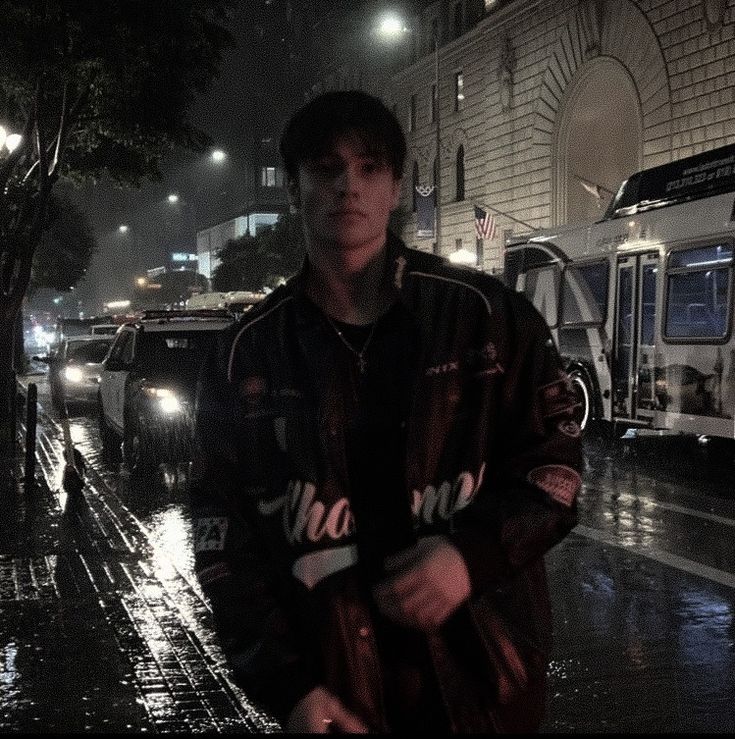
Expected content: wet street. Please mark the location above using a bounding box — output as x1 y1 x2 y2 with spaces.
11 367 735 733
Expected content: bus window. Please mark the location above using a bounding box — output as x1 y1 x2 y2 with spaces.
665 243 732 340
561 261 609 325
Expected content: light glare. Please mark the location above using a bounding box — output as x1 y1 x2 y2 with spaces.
64 366 84 383
5 133 22 153
378 15 406 38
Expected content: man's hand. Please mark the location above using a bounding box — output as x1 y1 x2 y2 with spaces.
372 535 471 632
286 685 369 733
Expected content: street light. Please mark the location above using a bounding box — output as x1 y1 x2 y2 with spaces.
211 149 226 163
118 224 129 233
167 193 179 204
377 13 441 255
0 125 22 154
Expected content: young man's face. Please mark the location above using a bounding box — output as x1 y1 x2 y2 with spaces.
290 132 402 256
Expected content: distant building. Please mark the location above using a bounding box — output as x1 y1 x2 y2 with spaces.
196 211 282 280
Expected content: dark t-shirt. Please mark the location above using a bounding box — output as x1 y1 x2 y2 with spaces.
332 306 450 733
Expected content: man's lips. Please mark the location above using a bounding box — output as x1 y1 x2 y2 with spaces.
331 209 366 217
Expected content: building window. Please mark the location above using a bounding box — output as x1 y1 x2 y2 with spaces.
453 2 462 39
412 161 419 211
454 71 464 111
261 166 278 187
409 94 417 132
456 145 465 201
431 83 437 123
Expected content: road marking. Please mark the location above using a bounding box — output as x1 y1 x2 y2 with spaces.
573 524 735 590
585 489 735 528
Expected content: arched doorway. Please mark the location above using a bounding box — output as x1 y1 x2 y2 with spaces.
554 57 643 225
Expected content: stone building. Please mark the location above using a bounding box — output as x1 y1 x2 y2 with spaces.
383 0 735 272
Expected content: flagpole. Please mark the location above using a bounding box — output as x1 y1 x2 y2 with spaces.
476 202 537 232
433 27 441 256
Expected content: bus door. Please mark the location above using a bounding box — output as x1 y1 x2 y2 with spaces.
612 252 659 422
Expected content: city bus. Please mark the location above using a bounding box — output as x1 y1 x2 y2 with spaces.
504 143 735 443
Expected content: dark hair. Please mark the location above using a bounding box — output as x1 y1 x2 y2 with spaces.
279 90 406 181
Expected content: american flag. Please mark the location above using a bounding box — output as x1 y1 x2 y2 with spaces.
474 205 497 240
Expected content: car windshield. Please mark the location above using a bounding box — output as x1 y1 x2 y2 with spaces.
66 339 113 364
137 330 221 379
92 325 118 335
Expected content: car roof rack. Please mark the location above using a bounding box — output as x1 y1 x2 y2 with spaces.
139 309 233 320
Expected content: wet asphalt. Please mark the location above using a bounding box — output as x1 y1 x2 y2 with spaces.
2 369 733 733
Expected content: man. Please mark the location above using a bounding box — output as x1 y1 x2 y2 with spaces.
191 90 582 733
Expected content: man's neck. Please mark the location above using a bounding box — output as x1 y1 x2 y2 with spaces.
304 243 394 325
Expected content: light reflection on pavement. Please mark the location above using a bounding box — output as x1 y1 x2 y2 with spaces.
10 368 276 733
544 431 735 733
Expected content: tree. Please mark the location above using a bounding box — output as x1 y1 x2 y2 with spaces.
212 212 305 292
31 193 96 293
212 233 265 292
0 0 234 454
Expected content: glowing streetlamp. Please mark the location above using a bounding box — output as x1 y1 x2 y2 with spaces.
0 125 22 154
118 224 129 233
211 149 226 163
167 193 179 204
377 15 407 38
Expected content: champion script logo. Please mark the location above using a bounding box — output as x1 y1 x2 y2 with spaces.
256 465 486 588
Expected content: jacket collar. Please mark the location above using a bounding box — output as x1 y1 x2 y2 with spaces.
286 230 417 325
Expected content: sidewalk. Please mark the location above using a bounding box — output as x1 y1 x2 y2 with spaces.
0 383 279 733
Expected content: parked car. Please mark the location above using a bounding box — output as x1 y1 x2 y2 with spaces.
35 335 115 410
97 309 234 474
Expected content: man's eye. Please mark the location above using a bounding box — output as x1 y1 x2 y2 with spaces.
313 160 342 176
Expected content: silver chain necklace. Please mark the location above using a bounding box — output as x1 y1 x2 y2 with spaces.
325 315 377 374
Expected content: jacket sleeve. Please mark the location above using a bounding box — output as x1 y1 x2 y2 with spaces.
190 329 317 723
450 290 583 593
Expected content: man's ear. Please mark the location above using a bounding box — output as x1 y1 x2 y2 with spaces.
390 178 402 210
287 177 301 211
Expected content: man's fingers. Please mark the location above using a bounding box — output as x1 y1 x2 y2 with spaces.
332 703 370 733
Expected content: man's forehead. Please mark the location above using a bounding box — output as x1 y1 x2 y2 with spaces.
312 131 387 160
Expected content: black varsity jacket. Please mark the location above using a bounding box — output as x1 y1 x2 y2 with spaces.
190 233 583 732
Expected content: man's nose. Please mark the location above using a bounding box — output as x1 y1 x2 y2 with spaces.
335 166 360 195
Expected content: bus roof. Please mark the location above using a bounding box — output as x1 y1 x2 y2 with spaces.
603 143 735 219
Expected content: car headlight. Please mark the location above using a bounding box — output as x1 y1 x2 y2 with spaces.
143 386 183 414
64 366 84 383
